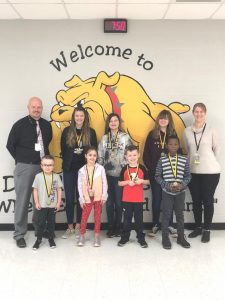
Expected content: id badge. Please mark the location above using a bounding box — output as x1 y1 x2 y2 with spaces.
194 153 200 164
35 143 41 151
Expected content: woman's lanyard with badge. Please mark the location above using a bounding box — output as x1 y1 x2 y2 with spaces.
74 132 83 155
159 131 166 157
86 165 95 198
108 131 119 157
127 164 139 182
43 172 54 205
193 124 206 164
168 154 178 184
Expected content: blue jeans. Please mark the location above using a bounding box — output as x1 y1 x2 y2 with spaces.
106 176 123 231
151 179 173 228
63 170 82 225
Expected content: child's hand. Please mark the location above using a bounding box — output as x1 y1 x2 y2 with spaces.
55 203 61 211
128 180 135 187
135 178 143 185
35 203 41 210
80 203 86 209
101 200 106 206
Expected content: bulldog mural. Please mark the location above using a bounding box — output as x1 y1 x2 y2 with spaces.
49 71 190 173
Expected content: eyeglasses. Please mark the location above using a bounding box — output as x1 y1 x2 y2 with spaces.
41 164 54 167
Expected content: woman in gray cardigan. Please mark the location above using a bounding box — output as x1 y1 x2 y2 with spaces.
183 103 220 243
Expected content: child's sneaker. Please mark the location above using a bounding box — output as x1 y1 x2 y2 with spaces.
61 228 75 239
77 235 85 247
32 239 42 251
168 226 178 238
147 225 159 237
49 238 56 249
75 225 80 238
139 240 148 248
106 230 116 238
93 235 101 247
117 239 128 247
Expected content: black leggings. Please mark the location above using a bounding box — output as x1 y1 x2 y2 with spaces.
189 173 220 230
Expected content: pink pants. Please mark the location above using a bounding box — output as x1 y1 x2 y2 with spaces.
80 201 102 235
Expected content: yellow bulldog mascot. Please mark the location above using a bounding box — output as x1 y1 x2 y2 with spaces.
49 71 190 173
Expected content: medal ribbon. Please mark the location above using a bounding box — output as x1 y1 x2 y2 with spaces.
43 172 53 205
127 164 139 181
108 131 119 150
194 123 206 152
86 165 95 190
76 133 82 147
168 154 178 179
159 131 166 150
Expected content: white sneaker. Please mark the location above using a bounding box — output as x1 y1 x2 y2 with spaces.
93 235 101 247
147 225 159 237
61 228 75 239
168 226 178 238
77 235 85 247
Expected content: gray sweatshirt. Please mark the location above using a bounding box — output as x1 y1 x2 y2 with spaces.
98 131 132 177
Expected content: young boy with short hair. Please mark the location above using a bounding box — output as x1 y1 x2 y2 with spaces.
155 135 191 250
32 155 63 250
118 145 149 248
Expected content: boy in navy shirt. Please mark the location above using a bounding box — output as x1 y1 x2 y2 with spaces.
118 145 149 248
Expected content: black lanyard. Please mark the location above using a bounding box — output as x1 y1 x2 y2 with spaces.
194 123 206 152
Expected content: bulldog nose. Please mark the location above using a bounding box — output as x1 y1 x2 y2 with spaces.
59 109 67 115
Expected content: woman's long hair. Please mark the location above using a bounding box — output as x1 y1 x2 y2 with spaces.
66 106 91 147
152 109 176 139
104 113 124 134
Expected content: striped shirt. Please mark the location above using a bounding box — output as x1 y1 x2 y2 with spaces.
155 154 191 195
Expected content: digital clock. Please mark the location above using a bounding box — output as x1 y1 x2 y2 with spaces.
104 19 128 33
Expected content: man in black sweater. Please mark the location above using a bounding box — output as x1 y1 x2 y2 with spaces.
6 97 52 248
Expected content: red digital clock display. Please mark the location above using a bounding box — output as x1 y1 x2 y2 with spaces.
104 19 127 33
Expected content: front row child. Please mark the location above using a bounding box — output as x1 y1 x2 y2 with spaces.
77 146 108 247
118 145 149 248
32 155 63 250
155 135 191 250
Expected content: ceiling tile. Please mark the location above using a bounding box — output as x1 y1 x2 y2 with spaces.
212 4 225 19
118 4 168 19
166 4 220 19
64 0 116 3
118 0 170 3
0 4 19 18
13 4 68 19
66 4 116 19
9 0 62 3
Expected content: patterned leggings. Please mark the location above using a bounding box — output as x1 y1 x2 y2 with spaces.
80 201 102 235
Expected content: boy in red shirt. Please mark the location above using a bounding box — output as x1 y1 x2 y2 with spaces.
118 145 150 248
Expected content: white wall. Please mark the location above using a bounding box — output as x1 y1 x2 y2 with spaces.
0 20 224 225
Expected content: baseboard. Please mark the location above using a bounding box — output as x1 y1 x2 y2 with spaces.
1 223 225 231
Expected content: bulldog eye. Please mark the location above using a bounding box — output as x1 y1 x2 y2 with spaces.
75 99 85 107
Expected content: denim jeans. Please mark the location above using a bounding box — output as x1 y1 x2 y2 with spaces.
106 175 123 231
63 170 82 225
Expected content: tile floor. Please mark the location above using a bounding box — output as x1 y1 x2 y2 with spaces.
0 230 224 300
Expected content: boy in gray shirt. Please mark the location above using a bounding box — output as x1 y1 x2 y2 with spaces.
32 155 63 250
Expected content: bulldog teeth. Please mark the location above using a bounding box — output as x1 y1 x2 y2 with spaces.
59 102 64 107
55 122 61 129
80 100 85 105
74 104 77 108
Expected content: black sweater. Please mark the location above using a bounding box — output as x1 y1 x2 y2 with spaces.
61 126 97 172
6 116 52 164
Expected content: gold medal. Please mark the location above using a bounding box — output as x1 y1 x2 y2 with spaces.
127 164 139 182
168 154 178 179
159 131 166 152
86 165 95 198
43 172 53 206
